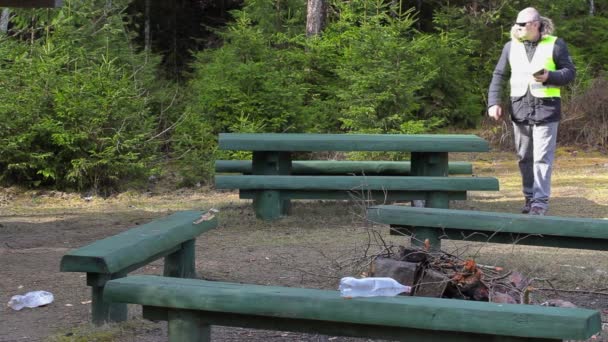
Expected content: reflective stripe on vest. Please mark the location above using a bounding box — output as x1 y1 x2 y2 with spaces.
509 35 560 98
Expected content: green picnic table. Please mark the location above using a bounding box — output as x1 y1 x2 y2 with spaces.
216 133 498 248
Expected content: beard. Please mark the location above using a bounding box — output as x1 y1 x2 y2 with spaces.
511 25 535 42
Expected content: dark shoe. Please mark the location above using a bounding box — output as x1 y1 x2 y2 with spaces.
529 206 546 216
521 198 532 214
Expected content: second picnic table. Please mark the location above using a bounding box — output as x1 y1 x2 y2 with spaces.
215 133 499 246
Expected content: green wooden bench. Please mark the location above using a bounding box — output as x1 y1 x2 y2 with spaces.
104 275 601 342
216 175 498 218
366 205 608 251
60 210 218 325
216 160 475 203
215 160 474 175
217 133 498 222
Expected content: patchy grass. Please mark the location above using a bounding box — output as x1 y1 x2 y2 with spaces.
47 319 158 342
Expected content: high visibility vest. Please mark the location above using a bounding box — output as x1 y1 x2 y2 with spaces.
509 35 560 98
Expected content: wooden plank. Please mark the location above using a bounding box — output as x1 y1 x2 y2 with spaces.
105 275 601 340
0 0 62 7
216 175 499 191
148 308 557 342
60 211 217 274
240 190 467 201
215 160 473 175
219 133 489 152
367 206 608 240
389 227 608 251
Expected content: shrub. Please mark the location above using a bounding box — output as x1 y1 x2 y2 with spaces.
0 1 160 192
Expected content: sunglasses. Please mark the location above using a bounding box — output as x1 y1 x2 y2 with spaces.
516 20 538 27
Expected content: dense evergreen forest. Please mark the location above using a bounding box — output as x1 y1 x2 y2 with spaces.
0 0 606 192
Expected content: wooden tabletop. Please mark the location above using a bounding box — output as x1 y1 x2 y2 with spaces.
218 133 489 152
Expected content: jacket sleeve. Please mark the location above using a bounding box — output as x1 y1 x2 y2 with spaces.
546 38 576 86
487 42 511 108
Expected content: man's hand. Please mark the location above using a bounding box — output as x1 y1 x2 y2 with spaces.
488 105 503 121
533 69 549 83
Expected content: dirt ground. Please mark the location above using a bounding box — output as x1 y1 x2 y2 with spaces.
0 193 400 342
1 152 608 341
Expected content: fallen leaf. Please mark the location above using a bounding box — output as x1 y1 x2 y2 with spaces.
193 208 219 224
423 239 430 251
463 259 477 272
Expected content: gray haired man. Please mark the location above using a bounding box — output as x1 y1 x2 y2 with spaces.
487 7 576 215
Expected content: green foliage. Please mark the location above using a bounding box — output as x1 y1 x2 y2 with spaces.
174 0 488 181
555 16 608 72
3 0 607 189
323 6 438 133
0 0 160 192
175 11 316 182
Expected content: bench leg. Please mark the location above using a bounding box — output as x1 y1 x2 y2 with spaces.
411 152 449 251
88 272 128 325
168 310 211 342
164 239 196 278
254 190 283 220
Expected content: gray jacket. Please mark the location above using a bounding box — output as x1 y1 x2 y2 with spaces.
487 19 576 124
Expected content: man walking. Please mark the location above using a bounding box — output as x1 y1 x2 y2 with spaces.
487 7 576 215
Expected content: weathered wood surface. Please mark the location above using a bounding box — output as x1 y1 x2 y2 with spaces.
239 189 467 201
0 0 62 7
216 175 499 191
368 206 608 250
105 275 601 341
60 210 217 274
216 160 473 175
219 133 489 152
143 308 562 342
61 210 217 325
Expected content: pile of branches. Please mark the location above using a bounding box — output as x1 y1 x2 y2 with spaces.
374 244 578 307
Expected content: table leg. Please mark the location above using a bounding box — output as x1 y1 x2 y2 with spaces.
410 152 449 251
251 151 292 220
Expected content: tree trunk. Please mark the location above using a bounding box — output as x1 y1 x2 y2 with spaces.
306 0 326 37
589 0 595 16
144 0 150 53
0 8 10 33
